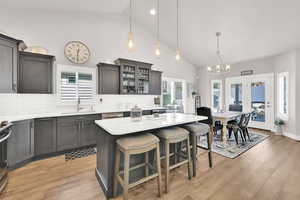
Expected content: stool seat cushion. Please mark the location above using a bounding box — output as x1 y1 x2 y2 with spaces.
183 123 210 136
156 127 189 140
117 133 159 151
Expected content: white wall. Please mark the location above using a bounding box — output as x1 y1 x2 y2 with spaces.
197 51 300 140
0 9 198 115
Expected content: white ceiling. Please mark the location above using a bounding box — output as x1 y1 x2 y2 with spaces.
2 0 300 66
0 0 129 13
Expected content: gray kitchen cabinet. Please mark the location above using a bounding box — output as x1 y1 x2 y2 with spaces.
57 114 101 151
97 63 120 94
149 70 162 95
34 118 57 156
7 119 34 167
18 51 55 94
0 34 25 93
79 114 101 146
57 116 79 151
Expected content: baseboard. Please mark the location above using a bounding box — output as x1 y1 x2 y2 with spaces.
282 132 300 141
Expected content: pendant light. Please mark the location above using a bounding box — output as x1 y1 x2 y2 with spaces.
127 0 134 51
155 0 161 57
207 32 231 73
175 0 181 61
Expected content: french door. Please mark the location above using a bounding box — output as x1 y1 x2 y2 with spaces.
225 73 274 130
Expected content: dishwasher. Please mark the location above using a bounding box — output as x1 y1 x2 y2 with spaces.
102 112 124 119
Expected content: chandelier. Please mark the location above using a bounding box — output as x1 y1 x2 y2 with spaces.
207 32 231 73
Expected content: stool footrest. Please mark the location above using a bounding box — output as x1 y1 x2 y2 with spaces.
128 173 158 189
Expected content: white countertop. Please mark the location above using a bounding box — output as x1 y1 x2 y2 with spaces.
0 107 166 123
212 111 242 119
95 113 207 135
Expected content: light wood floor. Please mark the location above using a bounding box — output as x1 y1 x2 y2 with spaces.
1 131 300 200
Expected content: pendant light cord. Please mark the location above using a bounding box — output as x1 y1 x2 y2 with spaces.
176 0 179 50
157 0 160 42
130 0 133 33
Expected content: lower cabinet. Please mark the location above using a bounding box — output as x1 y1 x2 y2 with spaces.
79 115 101 146
34 118 57 156
56 114 101 151
7 119 34 167
57 116 80 151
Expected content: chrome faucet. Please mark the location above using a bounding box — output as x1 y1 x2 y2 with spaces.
77 97 84 112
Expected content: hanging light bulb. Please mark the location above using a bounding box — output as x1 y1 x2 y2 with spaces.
155 41 161 57
207 66 212 72
225 64 231 71
175 49 181 61
127 0 134 51
128 32 134 50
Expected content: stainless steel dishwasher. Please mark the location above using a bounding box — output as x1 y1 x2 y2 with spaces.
102 112 124 119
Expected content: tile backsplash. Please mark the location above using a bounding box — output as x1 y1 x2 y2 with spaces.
0 94 159 116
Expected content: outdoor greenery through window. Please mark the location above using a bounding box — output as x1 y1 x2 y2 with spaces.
211 80 222 112
162 78 185 113
278 72 288 119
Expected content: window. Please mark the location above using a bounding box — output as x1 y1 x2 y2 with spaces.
57 65 96 105
211 80 222 112
162 77 186 113
277 72 288 119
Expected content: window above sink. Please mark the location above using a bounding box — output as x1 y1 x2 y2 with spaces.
57 64 96 105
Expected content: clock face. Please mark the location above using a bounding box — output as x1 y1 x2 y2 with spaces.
64 41 90 64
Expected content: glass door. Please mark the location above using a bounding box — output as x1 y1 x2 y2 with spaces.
246 74 274 130
225 74 274 130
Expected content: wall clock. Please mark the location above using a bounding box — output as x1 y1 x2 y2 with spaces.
64 41 90 64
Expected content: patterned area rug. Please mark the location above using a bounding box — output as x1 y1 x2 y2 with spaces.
198 132 269 159
65 147 96 161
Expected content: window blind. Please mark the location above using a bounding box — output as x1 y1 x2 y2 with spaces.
60 72 94 102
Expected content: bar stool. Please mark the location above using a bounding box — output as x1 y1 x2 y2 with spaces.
156 127 192 193
113 133 162 200
183 122 212 177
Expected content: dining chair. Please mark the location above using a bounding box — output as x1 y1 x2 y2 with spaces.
240 112 253 141
197 107 223 135
226 114 246 144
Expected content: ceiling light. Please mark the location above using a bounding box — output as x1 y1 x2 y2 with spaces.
150 8 156 15
128 0 134 51
207 32 231 73
175 49 181 61
155 0 160 57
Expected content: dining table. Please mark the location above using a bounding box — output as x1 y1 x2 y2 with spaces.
212 111 243 142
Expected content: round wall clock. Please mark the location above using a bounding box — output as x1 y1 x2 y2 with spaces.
64 41 90 64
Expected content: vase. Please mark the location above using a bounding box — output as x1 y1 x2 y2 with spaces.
275 125 283 135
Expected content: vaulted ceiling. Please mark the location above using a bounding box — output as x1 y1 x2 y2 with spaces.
1 0 300 67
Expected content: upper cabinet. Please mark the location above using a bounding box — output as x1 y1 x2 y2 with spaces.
114 58 159 95
0 33 55 94
97 63 120 94
19 51 55 93
149 70 162 95
0 34 25 93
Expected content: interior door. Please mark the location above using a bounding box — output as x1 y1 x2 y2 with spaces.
245 73 274 130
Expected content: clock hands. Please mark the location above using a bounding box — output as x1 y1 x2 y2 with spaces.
76 48 80 63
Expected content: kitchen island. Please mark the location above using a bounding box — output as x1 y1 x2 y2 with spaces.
94 113 207 198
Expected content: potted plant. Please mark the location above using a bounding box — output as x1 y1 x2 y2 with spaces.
274 119 285 135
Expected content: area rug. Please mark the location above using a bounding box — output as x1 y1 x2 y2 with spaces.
198 132 269 159
65 147 96 161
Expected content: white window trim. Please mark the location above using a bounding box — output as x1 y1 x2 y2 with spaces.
56 64 96 105
277 72 289 120
211 79 223 111
161 77 187 113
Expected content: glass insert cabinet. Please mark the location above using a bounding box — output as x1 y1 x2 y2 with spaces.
115 58 152 94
